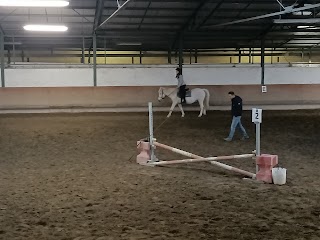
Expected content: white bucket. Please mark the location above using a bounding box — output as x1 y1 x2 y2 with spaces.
272 167 287 185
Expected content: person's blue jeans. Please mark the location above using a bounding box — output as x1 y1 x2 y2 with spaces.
227 116 248 140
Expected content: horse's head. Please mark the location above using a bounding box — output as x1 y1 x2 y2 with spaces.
158 87 166 102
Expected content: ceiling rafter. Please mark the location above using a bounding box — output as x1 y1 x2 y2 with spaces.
0 0 319 51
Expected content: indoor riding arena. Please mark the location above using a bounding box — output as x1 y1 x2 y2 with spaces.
0 1 320 240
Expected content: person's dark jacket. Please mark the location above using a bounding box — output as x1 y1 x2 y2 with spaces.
231 96 243 117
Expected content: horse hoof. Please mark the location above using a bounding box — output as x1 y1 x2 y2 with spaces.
181 115 185 118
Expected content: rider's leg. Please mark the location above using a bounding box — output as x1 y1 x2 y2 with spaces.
180 85 186 103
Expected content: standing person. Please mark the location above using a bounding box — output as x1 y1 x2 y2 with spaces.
224 91 249 142
176 67 186 104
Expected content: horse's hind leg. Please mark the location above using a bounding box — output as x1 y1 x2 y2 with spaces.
198 100 204 117
203 105 207 115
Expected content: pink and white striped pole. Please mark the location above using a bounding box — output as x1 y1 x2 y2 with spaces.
153 142 256 179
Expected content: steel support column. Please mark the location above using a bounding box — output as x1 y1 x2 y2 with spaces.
309 49 312 63
93 34 97 86
179 34 183 70
104 38 107 64
0 31 4 87
82 37 85 64
21 50 25 62
261 39 265 85
12 36 15 65
195 49 198 63
168 48 172 64
7 49 10 64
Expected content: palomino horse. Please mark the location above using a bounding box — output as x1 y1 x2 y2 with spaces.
158 87 210 118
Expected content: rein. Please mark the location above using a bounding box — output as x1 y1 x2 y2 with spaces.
162 88 177 99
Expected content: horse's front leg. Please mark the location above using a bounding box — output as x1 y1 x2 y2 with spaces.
167 101 177 118
178 103 185 118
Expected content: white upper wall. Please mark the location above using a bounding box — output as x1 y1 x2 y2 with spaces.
5 68 93 87
3 64 320 87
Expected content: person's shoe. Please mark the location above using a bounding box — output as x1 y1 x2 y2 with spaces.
241 136 250 141
224 138 232 142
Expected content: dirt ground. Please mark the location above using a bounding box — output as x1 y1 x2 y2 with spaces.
0 110 319 240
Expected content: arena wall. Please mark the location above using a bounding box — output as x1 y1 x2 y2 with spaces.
0 64 319 110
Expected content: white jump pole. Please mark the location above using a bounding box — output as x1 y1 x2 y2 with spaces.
150 154 255 165
153 142 256 179
148 102 155 162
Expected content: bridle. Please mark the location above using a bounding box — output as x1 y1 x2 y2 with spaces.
159 87 177 100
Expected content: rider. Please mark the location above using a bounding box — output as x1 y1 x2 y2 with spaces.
176 67 186 104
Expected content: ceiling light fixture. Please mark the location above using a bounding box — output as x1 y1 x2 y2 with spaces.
23 25 68 32
292 11 312 16
297 25 320 30
0 0 69 7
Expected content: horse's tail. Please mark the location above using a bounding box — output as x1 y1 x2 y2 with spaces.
203 89 210 109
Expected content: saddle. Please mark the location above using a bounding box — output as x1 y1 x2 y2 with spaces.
177 88 191 98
